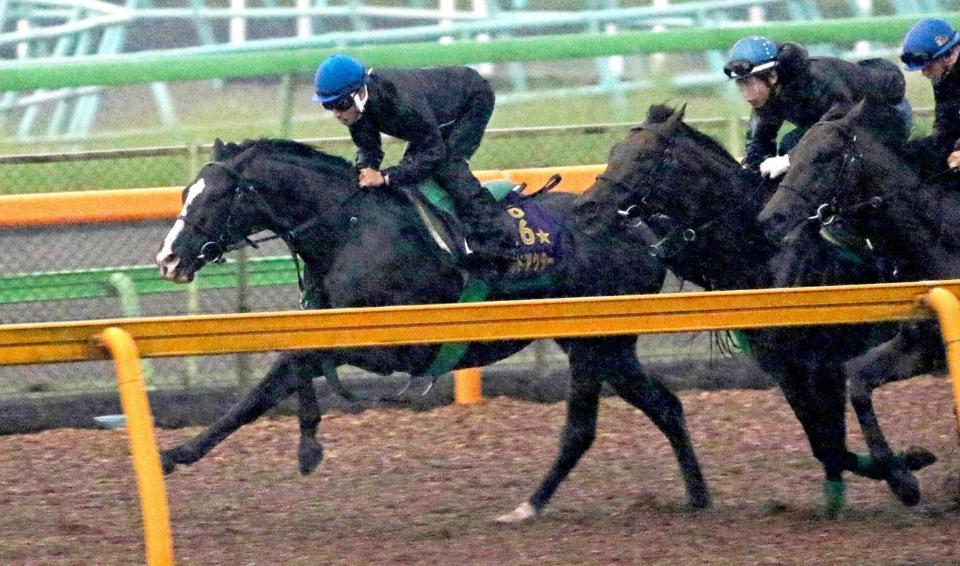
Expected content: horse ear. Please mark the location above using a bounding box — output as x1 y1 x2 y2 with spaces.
212 138 226 161
662 104 687 134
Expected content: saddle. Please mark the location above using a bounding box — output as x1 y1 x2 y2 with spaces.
402 177 568 285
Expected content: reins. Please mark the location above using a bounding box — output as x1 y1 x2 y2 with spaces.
189 160 364 308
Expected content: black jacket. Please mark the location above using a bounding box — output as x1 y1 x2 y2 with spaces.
347 66 494 187
744 43 869 168
929 61 960 162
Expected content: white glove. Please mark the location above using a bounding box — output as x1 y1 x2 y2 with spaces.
760 154 790 179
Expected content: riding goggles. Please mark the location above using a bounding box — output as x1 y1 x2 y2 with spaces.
723 59 777 80
900 50 937 69
321 94 355 112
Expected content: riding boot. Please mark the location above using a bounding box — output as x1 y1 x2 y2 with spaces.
435 159 516 275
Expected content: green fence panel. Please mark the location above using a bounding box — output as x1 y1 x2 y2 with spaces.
0 256 298 305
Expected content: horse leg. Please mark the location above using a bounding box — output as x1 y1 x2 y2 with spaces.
162 351 324 475
602 340 710 509
777 364 849 517
496 341 603 523
296 375 324 475
846 324 941 505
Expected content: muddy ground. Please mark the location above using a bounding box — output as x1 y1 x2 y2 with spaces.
3 376 960 565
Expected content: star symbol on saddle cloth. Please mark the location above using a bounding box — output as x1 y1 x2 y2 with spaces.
536 229 551 244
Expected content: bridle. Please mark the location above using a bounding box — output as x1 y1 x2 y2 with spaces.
596 131 761 260
786 121 889 261
178 161 363 307
792 121 881 225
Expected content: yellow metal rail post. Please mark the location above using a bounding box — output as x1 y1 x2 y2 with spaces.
454 368 482 405
98 327 174 566
922 288 960 437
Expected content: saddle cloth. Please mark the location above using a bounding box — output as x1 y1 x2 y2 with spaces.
409 178 568 281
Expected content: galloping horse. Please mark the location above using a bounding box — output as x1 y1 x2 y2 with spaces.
758 95 957 505
155 138 710 521
573 105 935 515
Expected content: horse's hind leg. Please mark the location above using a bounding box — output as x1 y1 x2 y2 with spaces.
603 340 710 509
846 323 941 506
162 350 325 475
496 341 603 523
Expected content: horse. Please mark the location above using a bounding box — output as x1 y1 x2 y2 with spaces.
758 95 960 503
572 104 935 515
154 138 710 522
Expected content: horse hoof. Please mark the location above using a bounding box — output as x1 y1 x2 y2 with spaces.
160 451 178 476
887 468 921 506
298 438 324 475
902 446 937 471
690 491 711 509
494 502 538 524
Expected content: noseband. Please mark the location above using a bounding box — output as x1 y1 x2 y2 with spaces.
180 162 271 265
797 121 876 224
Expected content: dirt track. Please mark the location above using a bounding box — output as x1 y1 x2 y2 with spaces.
3 376 960 565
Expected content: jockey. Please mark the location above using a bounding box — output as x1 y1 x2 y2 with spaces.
313 54 514 272
900 18 960 171
724 36 909 179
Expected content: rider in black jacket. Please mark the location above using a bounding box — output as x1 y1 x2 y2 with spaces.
900 18 960 172
725 37 909 178
314 54 513 271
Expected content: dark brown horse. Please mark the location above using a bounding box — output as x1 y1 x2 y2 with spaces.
154 138 709 522
574 105 935 515
758 95 954 509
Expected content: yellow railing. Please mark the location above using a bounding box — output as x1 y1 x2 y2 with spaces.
8 280 957 364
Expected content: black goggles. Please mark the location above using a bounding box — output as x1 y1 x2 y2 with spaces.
900 50 935 68
321 94 355 112
723 59 776 80
723 60 754 79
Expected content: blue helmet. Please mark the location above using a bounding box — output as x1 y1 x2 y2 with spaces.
723 36 779 79
900 19 960 71
313 54 367 104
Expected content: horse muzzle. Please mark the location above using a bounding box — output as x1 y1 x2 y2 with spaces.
156 254 195 283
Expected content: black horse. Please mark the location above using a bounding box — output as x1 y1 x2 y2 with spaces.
574 105 935 515
154 138 710 522
758 95 959 501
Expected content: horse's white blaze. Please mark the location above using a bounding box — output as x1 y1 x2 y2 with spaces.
156 178 206 279
494 502 538 523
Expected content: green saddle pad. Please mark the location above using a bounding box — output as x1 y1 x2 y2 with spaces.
416 178 515 215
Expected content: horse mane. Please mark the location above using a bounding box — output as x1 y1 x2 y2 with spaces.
221 138 354 179
846 101 911 149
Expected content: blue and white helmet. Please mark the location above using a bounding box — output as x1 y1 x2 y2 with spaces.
900 18 960 71
723 36 779 79
313 54 367 104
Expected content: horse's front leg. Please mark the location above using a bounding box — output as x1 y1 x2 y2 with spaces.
496 341 603 523
162 350 326 475
774 362 850 517
296 373 324 475
845 323 940 505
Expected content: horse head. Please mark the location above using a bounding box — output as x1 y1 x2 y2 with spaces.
156 138 356 283
757 98 911 243
576 104 746 250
